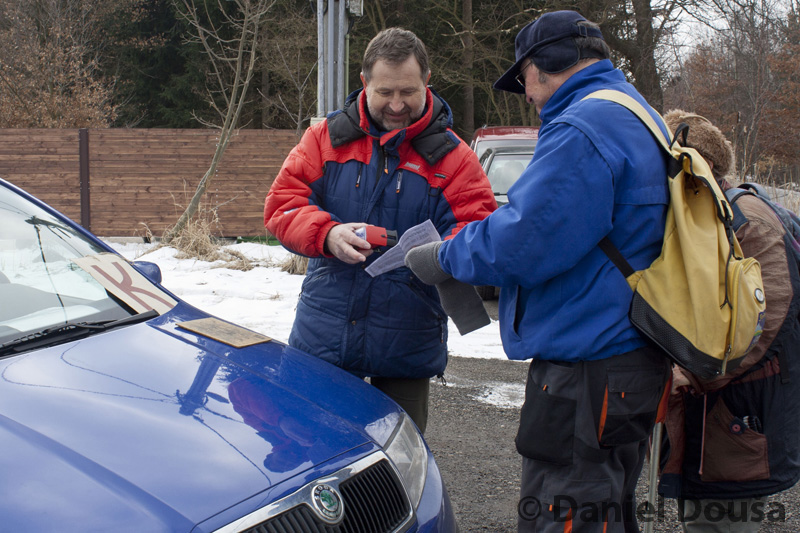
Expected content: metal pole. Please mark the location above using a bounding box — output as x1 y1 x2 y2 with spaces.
345 31 350 97
316 0 325 117
326 0 335 113
644 422 663 533
336 0 346 108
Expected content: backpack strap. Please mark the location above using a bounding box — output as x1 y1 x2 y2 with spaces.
739 182 771 199
582 90 671 281
724 188 754 231
582 90 695 185
582 90 672 151
598 237 635 278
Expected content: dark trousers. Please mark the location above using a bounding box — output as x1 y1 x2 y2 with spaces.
516 346 670 532
370 376 431 434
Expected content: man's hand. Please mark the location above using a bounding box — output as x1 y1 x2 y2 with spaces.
325 223 374 264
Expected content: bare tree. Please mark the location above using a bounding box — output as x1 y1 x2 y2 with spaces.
663 0 793 181
0 0 123 127
763 7 800 179
164 0 275 243
256 2 317 136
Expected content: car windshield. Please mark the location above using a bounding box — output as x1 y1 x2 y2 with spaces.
0 186 137 348
485 153 532 195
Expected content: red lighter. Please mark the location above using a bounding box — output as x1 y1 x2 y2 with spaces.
354 226 398 247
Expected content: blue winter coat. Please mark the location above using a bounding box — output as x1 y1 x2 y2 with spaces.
265 88 496 378
439 60 669 363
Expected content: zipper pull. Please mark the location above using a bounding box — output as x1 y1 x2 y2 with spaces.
355 166 362 188
396 170 403 193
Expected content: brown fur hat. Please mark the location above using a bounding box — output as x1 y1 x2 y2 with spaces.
663 109 735 179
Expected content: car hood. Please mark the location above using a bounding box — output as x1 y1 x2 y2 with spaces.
0 308 396 531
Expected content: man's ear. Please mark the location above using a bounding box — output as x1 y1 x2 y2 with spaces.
425 71 431 85
360 72 366 88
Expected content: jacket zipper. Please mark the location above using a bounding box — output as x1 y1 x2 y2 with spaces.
377 149 387 190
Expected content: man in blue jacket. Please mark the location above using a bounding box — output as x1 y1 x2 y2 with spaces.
406 11 672 532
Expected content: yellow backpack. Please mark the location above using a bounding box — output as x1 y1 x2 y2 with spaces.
586 90 766 379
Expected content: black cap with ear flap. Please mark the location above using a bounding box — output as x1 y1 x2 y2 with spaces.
494 10 605 94
529 35 605 74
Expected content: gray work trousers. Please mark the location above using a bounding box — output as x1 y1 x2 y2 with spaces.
516 346 671 532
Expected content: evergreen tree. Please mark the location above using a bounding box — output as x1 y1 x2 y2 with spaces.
101 0 212 128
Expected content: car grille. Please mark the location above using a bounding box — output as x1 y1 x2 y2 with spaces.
242 457 412 533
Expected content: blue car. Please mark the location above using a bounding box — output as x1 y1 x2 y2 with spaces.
0 177 457 532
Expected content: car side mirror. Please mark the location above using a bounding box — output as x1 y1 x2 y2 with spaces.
133 261 163 284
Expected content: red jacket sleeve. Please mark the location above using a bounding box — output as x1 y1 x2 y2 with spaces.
439 142 498 240
264 124 338 257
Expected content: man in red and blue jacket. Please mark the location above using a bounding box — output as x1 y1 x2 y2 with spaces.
264 27 495 434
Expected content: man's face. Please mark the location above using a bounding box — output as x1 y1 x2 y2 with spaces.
361 56 429 131
518 59 557 114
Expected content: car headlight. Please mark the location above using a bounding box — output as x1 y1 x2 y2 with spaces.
383 414 428 509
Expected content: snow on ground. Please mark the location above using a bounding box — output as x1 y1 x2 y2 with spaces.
108 239 509 362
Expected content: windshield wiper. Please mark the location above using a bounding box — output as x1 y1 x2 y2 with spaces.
0 309 159 356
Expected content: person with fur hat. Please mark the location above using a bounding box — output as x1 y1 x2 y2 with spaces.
663 111 735 180
660 110 800 532
405 10 673 532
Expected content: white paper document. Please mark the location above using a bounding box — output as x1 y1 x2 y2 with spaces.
365 219 441 277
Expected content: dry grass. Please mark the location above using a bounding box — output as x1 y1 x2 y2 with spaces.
280 254 308 275
159 213 253 271
147 191 307 274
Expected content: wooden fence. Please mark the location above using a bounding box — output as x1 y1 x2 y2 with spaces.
0 128 300 238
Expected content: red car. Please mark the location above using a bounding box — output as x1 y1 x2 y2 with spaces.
470 125 539 161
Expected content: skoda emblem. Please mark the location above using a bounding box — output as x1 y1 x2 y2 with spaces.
312 484 344 523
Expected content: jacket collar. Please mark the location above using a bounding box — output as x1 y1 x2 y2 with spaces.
327 87 459 165
539 60 624 125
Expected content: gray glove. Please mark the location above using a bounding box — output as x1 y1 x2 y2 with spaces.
404 241 450 285
435 278 491 335
405 241 491 335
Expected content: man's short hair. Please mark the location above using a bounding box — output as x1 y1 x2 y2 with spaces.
362 27 430 82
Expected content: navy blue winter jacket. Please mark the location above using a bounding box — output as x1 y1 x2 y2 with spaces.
265 88 495 378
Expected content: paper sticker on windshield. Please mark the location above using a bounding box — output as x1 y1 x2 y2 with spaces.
72 253 177 315
177 317 271 348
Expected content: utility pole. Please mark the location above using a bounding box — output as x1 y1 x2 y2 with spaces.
316 0 363 119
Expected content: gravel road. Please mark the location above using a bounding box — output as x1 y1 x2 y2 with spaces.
425 354 800 532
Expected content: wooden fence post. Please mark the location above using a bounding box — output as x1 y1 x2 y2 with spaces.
79 128 90 230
